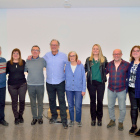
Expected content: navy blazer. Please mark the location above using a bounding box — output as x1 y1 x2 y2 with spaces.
126 61 140 98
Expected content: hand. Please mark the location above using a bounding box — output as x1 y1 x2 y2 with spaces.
77 60 81 65
27 55 32 60
81 92 85 96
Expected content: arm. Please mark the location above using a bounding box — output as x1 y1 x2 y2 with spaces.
84 58 89 73
6 62 9 74
104 57 108 68
43 58 46 68
82 65 86 96
105 63 109 75
24 60 28 72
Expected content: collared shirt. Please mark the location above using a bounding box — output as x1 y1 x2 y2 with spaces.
106 59 129 92
43 51 68 84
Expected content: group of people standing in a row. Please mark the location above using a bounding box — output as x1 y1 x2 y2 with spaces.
0 40 140 137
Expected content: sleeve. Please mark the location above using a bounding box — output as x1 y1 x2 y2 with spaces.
82 65 86 92
84 58 88 73
6 61 9 74
105 63 109 75
64 53 68 64
24 60 28 72
43 58 46 68
104 57 108 68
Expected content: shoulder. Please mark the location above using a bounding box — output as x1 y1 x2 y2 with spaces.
108 60 113 65
78 63 84 67
104 56 107 61
39 57 45 62
44 51 51 57
22 59 25 63
7 60 10 64
86 57 90 61
59 52 67 57
0 57 6 62
122 60 130 66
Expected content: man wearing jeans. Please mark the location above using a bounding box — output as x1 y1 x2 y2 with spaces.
25 45 46 125
0 46 9 126
106 49 129 131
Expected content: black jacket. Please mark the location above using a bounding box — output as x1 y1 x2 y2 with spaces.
85 56 108 84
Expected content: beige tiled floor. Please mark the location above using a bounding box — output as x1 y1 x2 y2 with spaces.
0 105 140 140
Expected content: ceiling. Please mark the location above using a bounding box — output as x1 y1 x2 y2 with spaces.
0 0 140 9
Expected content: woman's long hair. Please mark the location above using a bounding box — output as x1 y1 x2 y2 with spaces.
10 48 23 66
89 44 105 63
130 45 140 62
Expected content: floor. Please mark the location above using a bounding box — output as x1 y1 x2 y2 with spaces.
0 105 140 140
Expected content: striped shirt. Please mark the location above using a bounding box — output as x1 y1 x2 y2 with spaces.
0 57 6 88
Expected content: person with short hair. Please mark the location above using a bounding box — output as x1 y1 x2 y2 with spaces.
44 39 69 129
25 45 46 125
0 46 9 126
106 49 129 131
6 48 27 125
127 46 140 137
65 51 86 127
85 44 108 126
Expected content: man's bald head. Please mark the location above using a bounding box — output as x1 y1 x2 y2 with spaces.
113 49 122 55
113 49 123 62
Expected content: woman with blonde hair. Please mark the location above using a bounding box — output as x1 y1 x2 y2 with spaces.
6 48 27 125
65 51 86 127
85 44 107 126
127 45 140 137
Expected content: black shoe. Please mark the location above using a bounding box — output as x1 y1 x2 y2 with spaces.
31 119 37 125
97 121 102 126
19 115 24 123
15 118 19 125
62 122 68 129
91 120 96 126
38 118 43 124
135 129 140 137
49 118 57 124
0 120 9 126
129 126 137 135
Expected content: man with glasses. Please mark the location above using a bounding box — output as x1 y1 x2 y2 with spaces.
0 46 9 126
43 39 69 129
106 49 129 131
25 45 46 125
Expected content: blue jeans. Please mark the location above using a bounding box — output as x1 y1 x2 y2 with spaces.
28 85 44 119
108 89 126 122
0 87 6 121
66 91 83 122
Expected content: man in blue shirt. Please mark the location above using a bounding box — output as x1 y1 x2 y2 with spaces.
43 39 68 129
0 47 9 126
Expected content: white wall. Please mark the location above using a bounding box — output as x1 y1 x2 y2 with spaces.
1 8 140 105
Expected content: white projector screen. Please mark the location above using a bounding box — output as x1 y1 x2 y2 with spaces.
1 8 140 105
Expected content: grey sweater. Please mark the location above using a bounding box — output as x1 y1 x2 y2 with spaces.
25 57 46 85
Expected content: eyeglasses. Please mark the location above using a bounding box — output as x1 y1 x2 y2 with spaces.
113 53 121 56
32 49 40 52
50 44 58 47
132 50 140 53
13 52 19 55
69 55 76 57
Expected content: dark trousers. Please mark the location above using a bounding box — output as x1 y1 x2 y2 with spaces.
87 80 105 121
0 87 6 121
8 83 27 119
46 81 67 123
128 87 140 125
